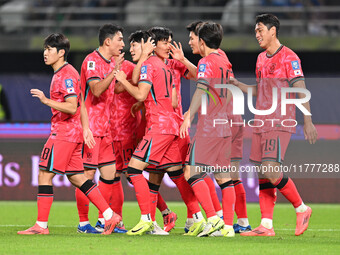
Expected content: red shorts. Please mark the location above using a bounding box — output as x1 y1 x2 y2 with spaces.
249 131 291 165
113 139 136 173
185 136 231 168
39 137 84 175
231 125 244 161
82 136 115 169
132 134 182 169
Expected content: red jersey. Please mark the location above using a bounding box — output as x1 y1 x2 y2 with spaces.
254 45 304 133
166 59 189 122
196 52 232 138
110 60 138 141
139 55 179 135
81 49 116 137
50 63 82 143
217 49 244 126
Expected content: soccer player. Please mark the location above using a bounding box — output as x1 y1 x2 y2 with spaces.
180 22 235 237
17 33 121 235
114 27 203 236
76 24 124 233
186 21 251 233
230 14 317 236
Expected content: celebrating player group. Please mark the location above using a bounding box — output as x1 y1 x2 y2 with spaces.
18 13 317 237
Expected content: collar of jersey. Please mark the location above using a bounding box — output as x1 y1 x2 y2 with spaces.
54 62 68 74
266 44 283 58
96 48 111 63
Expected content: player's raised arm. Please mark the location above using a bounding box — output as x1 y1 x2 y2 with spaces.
131 38 155 85
31 88 77 115
170 41 197 79
229 77 257 96
292 80 318 144
115 70 150 102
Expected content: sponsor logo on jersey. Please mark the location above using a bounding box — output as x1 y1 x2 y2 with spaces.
198 64 206 72
291 60 300 70
87 61 95 70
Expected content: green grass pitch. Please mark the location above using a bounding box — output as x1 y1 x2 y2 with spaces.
0 202 339 254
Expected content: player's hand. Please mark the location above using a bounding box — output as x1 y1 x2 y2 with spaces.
170 41 185 62
141 37 155 57
83 128 96 149
303 121 317 144
113 52 125 72
229 77 239 86
114 70 127 83
31 89 48 104
180 112 191 139
130 101 143 117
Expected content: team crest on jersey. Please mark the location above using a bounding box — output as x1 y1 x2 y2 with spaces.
65 79 75 93
268 63 276 74
291 60 300 70
87 61 95 70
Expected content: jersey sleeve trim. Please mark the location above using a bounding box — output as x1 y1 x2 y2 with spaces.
138 80 153 86
64 94 77 99
197 78 210 87
288 76 305 87
183 69 189 78
87 77 101 83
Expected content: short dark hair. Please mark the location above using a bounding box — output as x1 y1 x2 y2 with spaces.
198 22 223 49
186 21 203 35
128 30 151 44
99 23 123 46
147 27 173 45
44 33 70 60
256 14 280 37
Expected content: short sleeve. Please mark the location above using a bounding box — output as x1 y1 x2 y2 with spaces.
284 52 304 86
84 57 101 83
138 61 154 86
196 59 213 86
60 77 78 99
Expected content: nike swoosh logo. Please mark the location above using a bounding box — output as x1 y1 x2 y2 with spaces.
131 226 144 233
264 152 271 155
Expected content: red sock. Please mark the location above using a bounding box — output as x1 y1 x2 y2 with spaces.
259 179 277 219
187 174 216 218
37 185 53 222
75 188 89 222
97 177 114 218
233 180 248 218
80 180 110 215
148 182 159 222
275 175 302 208
127 167 150 215
187 208 194 218
157 192 168 212
219 181 235 225
111 177 124 217
168 170 201 215
204 175 221 212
